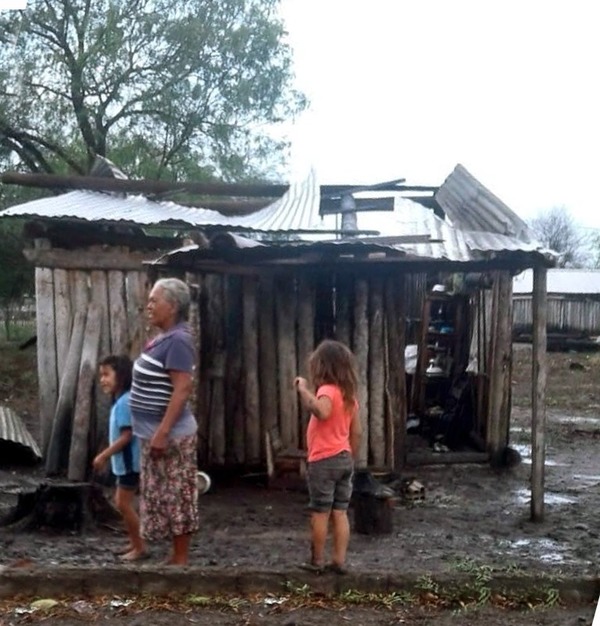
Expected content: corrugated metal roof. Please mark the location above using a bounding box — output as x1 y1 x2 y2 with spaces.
514 269 600 294
435 164 534 241
0 405 41 461
2 170 325 234
2 164 554 261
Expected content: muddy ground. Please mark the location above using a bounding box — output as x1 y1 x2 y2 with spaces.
0 342 599 624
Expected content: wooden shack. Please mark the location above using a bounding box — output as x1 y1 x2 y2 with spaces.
2 163 555 520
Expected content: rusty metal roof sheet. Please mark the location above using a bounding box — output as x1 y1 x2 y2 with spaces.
0 405 41 461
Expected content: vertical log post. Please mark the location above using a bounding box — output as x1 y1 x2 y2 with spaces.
107 270 128 355
487 272 512 465
205 274 226 467
276 275 298 448
225 275 245 465
258 276 278 434
335 273 353 348
369 277 385 467
35 265 58 455
531 265 548 522
125 271 148 358
53 269 72 383
385 275 407 470
297 274 315 445
45 310 87 476
353 278 369 467
68 303 102 481
242 276 261 464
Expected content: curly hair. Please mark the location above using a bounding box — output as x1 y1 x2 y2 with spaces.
308 340 358 413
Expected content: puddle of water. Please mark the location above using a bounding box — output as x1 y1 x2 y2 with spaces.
513 487 576 506
510 444 560 466
555 415 600 426
500 537 568 564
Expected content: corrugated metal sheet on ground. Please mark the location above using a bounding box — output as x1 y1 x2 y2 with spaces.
513 269 600 294
0 405 41 460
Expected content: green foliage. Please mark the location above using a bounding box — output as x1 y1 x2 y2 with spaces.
0 0 306 182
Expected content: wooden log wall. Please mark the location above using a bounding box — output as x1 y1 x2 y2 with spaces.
34 252 151 478
194 269 409 471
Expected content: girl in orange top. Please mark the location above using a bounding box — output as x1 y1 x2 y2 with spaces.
294 339 362 574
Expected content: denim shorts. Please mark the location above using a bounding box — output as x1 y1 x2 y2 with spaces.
116 472 140 490
307 451 354 512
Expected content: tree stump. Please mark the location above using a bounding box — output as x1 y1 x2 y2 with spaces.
353 493 394 535
0 480 121 533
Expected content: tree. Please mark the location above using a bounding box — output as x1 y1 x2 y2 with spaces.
0 218 34 340
528 206 589 268
0 0 306 183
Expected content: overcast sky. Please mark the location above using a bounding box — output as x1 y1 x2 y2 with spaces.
278 0 600 229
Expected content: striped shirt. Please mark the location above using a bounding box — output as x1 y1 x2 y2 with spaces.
130 323 197 440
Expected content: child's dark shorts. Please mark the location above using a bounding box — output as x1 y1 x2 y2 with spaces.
116 472 140 490
307 451 354 513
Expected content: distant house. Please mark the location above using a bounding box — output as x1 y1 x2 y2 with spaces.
513 268 600 336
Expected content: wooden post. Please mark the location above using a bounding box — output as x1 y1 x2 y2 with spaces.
225 275 245 464
243 276 261 464
53 269 72 383
297 274 315 445
107 270 128 355
353 278 369 467
68 303 102 481
369 277 385 467
335 273 353 348
125 271 148 357
276 275 298 448
45 310 87 476
487 272 512 465
205 273 226 466
531 265 547 522
385 275 407 470
35 266 58 455
258 276 278 433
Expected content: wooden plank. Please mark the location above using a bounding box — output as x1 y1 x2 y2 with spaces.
498 273 514 456
23 247 158 271
335 273 353 348
52 269 72 383
35 267 58 455
258 276 278 435
67 303 102 481
107 270 128 354
243 276 261 464
531 265 548 522
45 310 87 476
125 271 149 357
296 274 315 445
185 273 202 450
353 278 369 467
69 270 90 313
205 274 226 466
486 273 500 453
225 275 245 464
90 271 111 457
369 277 386 467
276 276 298 448
385 275 407 470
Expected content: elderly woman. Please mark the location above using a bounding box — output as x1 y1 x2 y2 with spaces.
130 277 199 565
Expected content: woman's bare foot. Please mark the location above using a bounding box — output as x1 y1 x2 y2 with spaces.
120 549 147 562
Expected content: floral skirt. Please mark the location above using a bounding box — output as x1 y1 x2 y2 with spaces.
140 434 200 541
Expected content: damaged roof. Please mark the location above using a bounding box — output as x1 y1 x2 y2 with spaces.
2 163 552 262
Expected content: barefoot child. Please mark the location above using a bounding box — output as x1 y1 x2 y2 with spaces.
294 339 362 574
93 355 145 561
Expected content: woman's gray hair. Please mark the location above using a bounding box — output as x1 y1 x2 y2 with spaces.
153 277 191 322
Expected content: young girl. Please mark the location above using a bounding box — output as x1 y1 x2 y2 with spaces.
93 355 145 561
294 339 362 574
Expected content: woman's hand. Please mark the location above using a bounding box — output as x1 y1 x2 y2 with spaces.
150 429 169 458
